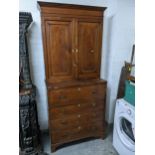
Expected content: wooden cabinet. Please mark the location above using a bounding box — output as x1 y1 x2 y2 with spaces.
38 1 107 152
43 17 102 82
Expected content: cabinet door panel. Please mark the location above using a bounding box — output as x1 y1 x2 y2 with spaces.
45 19 74 83
77 20 102 79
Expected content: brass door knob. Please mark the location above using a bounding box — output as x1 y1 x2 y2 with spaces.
73 63 77 67
90 50 94 53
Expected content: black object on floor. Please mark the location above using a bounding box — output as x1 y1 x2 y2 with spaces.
19 12 47 155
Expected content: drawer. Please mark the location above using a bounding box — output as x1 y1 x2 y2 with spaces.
50 111 104 131
48 84 106 105
49 100 104 120
51 122 104 143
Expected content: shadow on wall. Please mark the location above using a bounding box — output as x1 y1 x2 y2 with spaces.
27 21 36 83
103 16 114 80
102 15 115 122
27 20 49 130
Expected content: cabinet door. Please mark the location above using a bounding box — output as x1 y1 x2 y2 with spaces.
77 19 102 79
44 18 74 83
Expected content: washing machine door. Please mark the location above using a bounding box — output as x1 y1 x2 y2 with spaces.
116 113 135 152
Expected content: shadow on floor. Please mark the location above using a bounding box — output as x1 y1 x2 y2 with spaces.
41 127 118 155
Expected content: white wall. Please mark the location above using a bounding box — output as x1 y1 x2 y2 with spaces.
19 0 134 129
103 0 135 123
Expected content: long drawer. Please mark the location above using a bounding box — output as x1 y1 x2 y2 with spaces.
49 100 104 120
48 84 106 106
50 111 104 131
51 121 105 143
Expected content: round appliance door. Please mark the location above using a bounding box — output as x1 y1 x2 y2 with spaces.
115 113 135 152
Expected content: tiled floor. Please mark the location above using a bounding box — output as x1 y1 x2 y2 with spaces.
42 131 118 155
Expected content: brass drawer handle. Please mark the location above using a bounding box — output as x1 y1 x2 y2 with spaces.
92 90 97 94
77 114 81 118
92 126 96 130
93 113 97 117
61 120 66 124
77 87 81 91
63 134 68 137
92 103 96 107
77 104 81 107
59 95 66 100
61 109 65 113
54 17 62 20
78 126 81 130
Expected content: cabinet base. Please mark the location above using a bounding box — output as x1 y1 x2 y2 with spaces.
51 134 107 152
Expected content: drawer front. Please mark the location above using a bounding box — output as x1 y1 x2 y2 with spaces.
49 100 104 120
51 121 104 143
50 111 104 131
48 84 106 106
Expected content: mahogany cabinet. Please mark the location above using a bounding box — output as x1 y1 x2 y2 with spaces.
38 1 107 152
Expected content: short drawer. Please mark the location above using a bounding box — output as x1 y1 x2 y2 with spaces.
48 84 106 105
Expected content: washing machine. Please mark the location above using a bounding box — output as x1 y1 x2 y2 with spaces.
113 99 135 155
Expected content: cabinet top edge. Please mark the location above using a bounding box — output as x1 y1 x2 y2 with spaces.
37 1 107 12
46 79 107 90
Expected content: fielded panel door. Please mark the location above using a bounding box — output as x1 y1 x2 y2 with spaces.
77 19 103 80
44 18 75 83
